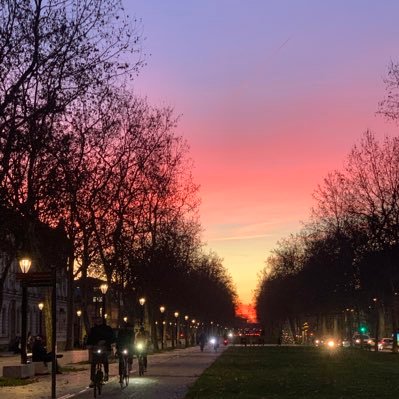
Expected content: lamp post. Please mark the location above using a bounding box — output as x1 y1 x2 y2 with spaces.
123 316 128 324
76 310 82 347
160 306 165 349
174 312 179 348
100 283 108 324
19 258 31 365
184 315 189 347
17 257 58 398
139 297 146 326
191 319 196 346
38 302 44 336
373 298 379 352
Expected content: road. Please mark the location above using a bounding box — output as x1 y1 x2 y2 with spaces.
0 345 226 399
73 345 226 399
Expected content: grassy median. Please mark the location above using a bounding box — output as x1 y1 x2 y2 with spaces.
185 345 399 399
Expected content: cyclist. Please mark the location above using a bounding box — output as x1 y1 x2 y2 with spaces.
116 322 134 383
135 325 149 371
87 316 114 387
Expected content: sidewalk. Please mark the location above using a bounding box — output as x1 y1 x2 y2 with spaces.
0 347 203 399
1 349 98 399
0 349 89 377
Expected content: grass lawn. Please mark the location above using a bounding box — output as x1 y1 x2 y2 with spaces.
185 346 399 399
0 377 37 387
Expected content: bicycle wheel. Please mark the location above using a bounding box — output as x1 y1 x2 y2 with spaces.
120 357 128 387
124 368 129 386
138 356 144 376
119 366 124 388
95 369 103 395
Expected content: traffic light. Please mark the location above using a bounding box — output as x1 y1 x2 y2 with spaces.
359 325 367 334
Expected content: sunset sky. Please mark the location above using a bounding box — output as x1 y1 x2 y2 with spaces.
128 1 399 306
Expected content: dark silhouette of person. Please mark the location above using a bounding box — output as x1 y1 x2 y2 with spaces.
116 322 134 382
27 331 33 352
198 330 206 351
10 336 21 354
87 316 114 385
32 335 61 373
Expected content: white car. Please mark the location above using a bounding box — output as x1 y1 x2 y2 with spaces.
378 338 393 351
352 334 372 347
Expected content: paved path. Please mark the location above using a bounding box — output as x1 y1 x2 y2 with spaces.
0 345 226 399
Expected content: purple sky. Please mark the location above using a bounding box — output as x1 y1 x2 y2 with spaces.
126 0 399 304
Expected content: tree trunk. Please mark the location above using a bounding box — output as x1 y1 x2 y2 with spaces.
64 249 75 350
391 295 398 353
150 304 159 351
0 254 13 314
288 317 297 343
374 304 380 352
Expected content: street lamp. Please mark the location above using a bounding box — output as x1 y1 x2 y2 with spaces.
17 256 58 399
160 306 165 349
38 302 44 336
174 312 179 348
139 297 146 325
76 310 82 348
100 283 108 324
20 258 32 273
19 258 31 365
123 316 128 323
191 319 196 346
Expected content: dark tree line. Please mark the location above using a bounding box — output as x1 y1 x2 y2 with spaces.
0 0 237 350
256 59 399 349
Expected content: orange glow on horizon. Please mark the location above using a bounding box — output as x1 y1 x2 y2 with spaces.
236 303 257 324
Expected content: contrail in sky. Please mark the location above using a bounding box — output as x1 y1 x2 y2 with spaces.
275 35 292 54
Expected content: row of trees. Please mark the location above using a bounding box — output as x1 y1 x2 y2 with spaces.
256 62 399 349
0 0 236 349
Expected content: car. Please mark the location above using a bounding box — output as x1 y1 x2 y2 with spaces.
352 334 373 348
314 338 323 346
342 338 351 347
378 338 393 351
313 337 340 348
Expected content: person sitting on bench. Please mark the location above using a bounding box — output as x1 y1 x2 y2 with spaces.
32 335 62 373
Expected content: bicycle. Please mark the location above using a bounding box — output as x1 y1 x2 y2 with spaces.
135 342 146 376
92 348 106 397
118 348 130 387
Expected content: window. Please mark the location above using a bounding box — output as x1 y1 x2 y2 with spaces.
1 307 6 335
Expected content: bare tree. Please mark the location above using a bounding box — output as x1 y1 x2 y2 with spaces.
0 0 142 349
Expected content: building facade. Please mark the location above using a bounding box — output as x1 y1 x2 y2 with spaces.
0 257 68 351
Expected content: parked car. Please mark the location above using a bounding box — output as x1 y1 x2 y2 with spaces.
378 338 393 351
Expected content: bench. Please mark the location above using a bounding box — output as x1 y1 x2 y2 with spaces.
3 363 35 378
32 354 63 375
33 361 52 375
